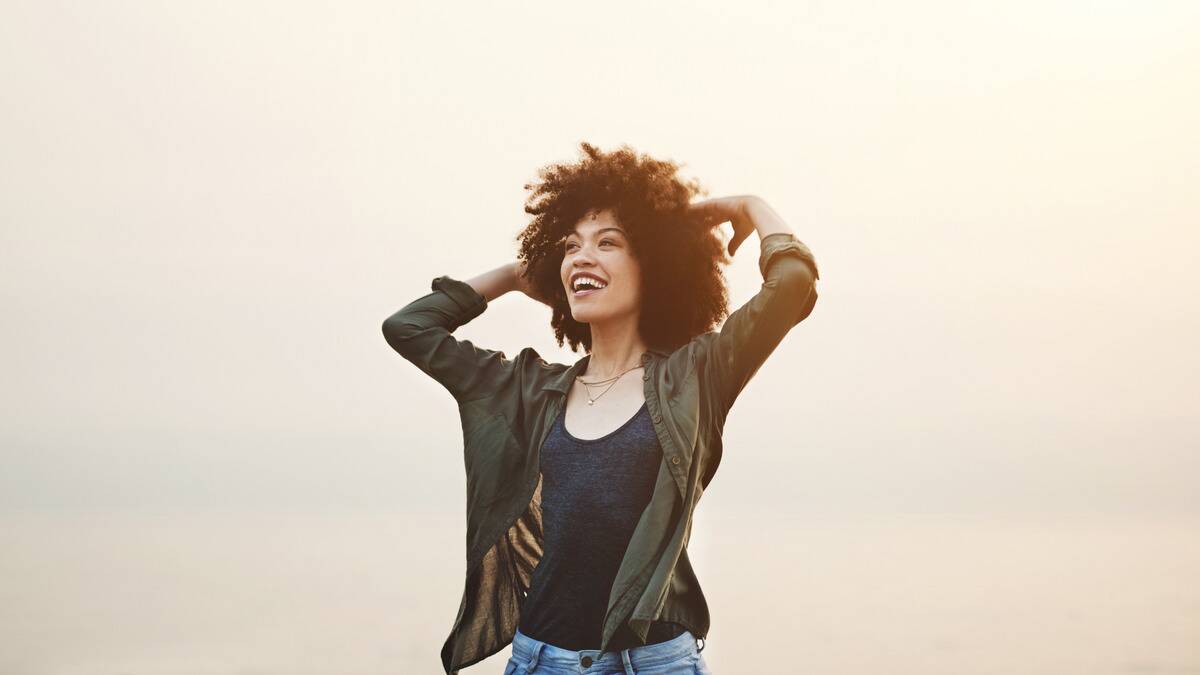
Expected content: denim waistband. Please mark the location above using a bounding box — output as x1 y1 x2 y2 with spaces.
511 626 701 673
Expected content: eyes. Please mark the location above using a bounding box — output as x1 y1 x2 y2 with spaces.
564 238 616 252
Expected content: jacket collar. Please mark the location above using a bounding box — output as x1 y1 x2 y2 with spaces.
542 346 670 394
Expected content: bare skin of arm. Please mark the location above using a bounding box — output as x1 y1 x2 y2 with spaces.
463 263 519 303
465 261 551 306
687 194 796 255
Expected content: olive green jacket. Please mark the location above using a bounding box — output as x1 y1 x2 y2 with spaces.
382 232 820 674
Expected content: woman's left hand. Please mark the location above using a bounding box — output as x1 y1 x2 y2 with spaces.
687 195 759 257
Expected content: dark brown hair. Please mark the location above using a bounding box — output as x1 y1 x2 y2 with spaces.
514 141 731 354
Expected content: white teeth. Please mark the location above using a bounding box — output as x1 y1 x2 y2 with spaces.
573 277 607 291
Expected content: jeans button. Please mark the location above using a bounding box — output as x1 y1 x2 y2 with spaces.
581 655 593 667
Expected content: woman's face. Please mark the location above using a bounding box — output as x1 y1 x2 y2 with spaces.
559 208 642 326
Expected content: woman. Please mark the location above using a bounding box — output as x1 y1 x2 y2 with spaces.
382 142 820 674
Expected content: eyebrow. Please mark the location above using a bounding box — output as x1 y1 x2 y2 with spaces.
567 227 625 238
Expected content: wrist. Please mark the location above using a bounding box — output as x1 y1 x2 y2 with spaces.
743 197 791 238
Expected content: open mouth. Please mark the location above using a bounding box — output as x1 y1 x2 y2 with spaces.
571 276 608 298
573 286 604 298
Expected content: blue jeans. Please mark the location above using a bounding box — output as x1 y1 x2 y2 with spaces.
503 626 713 674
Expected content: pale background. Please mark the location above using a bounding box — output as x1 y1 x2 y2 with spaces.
2 1 1197 674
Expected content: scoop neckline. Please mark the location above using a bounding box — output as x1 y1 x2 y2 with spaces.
560 401 649 445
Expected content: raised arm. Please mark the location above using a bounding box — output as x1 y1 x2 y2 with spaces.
689 196 820 414
381 262 528 404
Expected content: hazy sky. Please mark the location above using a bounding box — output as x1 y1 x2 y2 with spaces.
4 3 1200 674
2 0 1197 519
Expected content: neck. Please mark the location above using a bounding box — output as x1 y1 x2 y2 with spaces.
584 318 648 379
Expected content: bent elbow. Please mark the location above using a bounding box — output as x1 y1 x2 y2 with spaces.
796 283 818 324
774 256 818 325
381 313 422 352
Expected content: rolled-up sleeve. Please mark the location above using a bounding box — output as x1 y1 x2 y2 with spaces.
382 275 519 404
695 232 820 413
758 232 820 283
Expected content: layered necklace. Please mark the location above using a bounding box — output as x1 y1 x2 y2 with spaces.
575 362 644 405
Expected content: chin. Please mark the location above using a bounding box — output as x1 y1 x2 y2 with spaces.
570 308 604 323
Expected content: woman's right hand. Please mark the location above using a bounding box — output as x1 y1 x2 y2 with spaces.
513 259 553 307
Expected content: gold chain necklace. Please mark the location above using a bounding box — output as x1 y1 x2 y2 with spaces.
575 363 643 406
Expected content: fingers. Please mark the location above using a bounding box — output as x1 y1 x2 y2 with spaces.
688 199 733 227
690 198 751 257
728 222 755 257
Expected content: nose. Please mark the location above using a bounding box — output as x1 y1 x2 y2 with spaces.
570 263 601 282
568 255 599 275
565 248 601 285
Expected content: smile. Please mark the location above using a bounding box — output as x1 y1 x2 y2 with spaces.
573 286 604 298
570 273 608 297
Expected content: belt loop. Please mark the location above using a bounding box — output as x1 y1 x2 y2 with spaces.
523 640 545 674
620 646 636 675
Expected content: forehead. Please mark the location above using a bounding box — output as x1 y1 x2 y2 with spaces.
568 209 625 237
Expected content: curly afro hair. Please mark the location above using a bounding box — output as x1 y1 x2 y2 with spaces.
514 141 732 355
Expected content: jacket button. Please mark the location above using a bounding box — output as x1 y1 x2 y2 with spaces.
653 415 662 423
671 456 681 465
643 373 649 380
581 656 593 667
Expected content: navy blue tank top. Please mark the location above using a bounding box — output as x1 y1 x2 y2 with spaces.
518 400 688 651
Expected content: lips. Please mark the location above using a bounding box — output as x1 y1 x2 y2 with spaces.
570 271 608 286
573 285 603 298
569 271 608 297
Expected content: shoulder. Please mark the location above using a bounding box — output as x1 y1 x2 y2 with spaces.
461 346 559 423
675 332 718 370
665 332 727 404
514 346 559 371
512 346 573 391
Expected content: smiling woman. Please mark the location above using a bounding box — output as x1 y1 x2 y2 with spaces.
557 209 643 346
515 142 733 358
382 141 819 674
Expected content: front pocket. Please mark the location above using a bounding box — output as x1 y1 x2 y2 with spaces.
501 655 522 675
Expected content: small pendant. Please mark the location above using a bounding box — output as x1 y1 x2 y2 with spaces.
588 399 594 405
